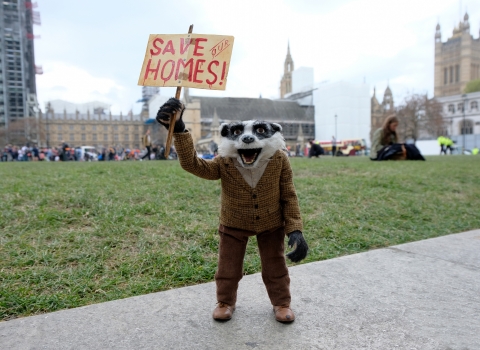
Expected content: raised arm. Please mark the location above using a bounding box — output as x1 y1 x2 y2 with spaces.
157 98 221 180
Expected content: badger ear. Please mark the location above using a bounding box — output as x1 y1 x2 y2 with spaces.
271 123 282 133
220 123 229 137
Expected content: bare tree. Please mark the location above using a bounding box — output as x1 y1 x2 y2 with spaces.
396 94 445 143
422 97 445 138
0 117 45 146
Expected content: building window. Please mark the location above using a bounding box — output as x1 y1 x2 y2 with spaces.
125 125 129 131
57 125 62 131
93 134 97 141
457 103 464 112
82 134 86 141
114 125 118 131
81 125 86 131
70 134 74 141
448 104 455 114
58 133 62 140
69 125 74 131
444 68 448 85
134 125 139 131
92 125 97 131
104 134 108 141
460 119 473 135
103 125 108 131
114 134 119 142
449 66 453 83
455 65 460 82
134 134 139 141
471 101 478 110
125 134 129 141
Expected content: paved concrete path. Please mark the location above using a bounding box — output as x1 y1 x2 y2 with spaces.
1 230 480 350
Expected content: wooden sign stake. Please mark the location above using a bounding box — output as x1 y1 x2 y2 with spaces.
164 24 194 159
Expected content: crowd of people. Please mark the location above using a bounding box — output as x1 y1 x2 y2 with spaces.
1 141 177 162
3 122 477 162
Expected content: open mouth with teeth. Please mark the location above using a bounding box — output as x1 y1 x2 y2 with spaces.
238 148 262 165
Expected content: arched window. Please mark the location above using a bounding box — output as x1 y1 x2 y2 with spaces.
448 104 455 113
457 102 464 112
460 119 474 135
471 101 478 111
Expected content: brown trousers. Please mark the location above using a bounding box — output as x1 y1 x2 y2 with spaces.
215 225 291 307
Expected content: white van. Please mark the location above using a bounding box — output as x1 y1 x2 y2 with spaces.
79 146 98 161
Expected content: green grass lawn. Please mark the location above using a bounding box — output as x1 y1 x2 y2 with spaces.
1 156 479 320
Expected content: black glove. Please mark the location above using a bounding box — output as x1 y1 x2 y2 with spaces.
156 98 186 133
286 230 308 263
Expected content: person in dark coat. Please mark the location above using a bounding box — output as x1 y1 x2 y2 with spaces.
308 140 324 158
371 115 425 161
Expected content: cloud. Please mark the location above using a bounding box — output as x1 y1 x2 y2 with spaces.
36 62 135 114
33 0 480 111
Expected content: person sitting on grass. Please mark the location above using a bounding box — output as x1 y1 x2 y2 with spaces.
370 115 424 161
370 115 404 160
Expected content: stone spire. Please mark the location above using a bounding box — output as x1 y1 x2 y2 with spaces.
280 42 294 98
284 41 294 75
435 22 441 42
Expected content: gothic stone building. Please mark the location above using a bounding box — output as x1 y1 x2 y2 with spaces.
370 85 394 140
434 13 480 98
40 104 145 150
182 95 315 152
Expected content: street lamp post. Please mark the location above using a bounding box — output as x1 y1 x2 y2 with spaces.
46 103 50 148
461 94 467 154
334 114 337 142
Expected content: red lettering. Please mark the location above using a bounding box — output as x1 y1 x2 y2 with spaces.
161 60 175 84
149 38 164 56
144 59 161 81
206 60 219 85
163 40 175 55
219 61 227 86
193 59 206 83
193 38 207 56
221 61 227 80
180 38 191 55
175 58 194 81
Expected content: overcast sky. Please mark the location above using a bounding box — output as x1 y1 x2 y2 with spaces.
34 0 480 114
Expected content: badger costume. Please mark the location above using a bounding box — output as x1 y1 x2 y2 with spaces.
157 98 308 323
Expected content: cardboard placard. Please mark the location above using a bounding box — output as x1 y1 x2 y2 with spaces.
138 34 234 90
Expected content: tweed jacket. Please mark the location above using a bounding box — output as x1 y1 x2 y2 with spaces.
174 131 303 234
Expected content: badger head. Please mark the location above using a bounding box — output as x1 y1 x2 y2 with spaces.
218 120 285 168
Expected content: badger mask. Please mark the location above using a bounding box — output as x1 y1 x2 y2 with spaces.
218 120 286 168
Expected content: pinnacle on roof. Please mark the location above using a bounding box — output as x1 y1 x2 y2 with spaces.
384 85 392 96
211 108 220 128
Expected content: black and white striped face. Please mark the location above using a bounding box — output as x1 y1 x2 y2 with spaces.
218 120 285 167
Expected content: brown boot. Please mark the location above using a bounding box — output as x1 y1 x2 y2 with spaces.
212 302 235 321
273 305 295 323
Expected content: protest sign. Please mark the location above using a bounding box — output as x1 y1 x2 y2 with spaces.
138 33 234 90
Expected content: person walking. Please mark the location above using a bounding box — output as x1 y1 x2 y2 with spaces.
331 136 337 157
141 129 152 160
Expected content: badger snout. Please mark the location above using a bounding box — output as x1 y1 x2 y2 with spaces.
242 135 255 144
